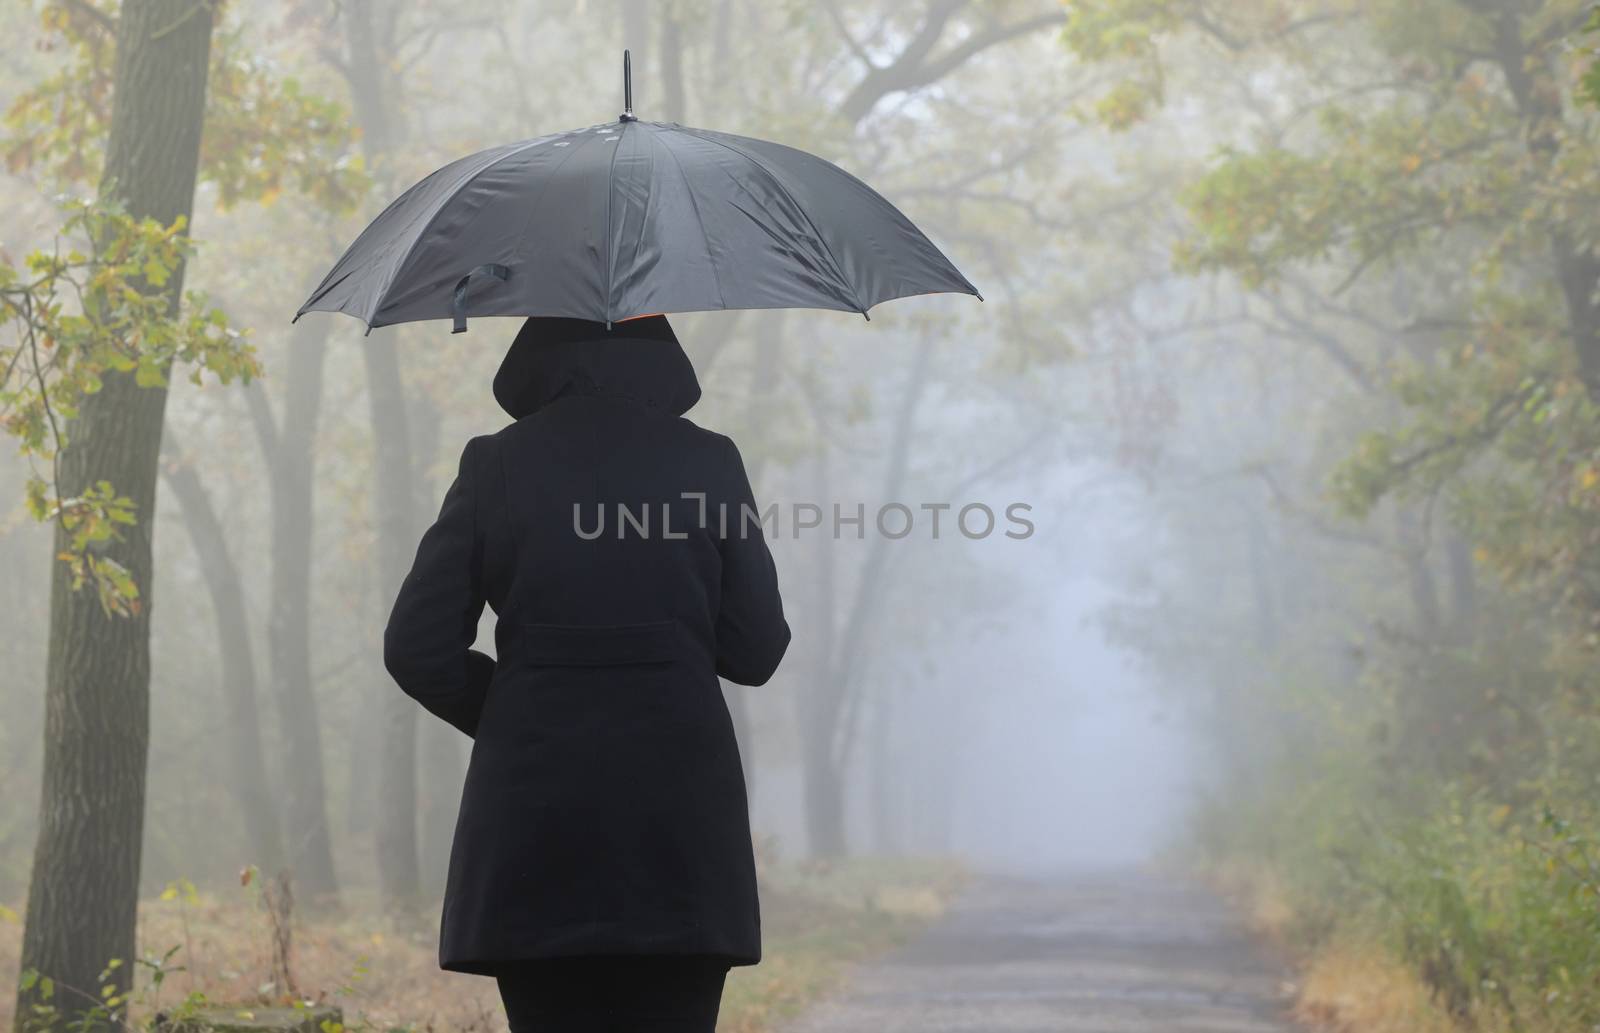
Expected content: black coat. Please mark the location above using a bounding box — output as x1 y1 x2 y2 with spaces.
383 315 790 975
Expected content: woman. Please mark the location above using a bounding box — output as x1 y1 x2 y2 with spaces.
383 315 791 1031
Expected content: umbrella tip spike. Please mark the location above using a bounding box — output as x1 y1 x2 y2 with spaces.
620 49 637 122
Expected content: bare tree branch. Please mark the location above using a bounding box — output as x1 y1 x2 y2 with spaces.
838 7 1067 123
59 0 117 34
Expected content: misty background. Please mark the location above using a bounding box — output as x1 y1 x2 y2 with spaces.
4 2 1599 1031
2 0 1196 896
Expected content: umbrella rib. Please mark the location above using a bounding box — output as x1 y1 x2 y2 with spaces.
671 125 866 316
369 132 565 324
653 127 728 312
629 130 661 298
603 120 628 323
506 128 603 294
298 154 478 324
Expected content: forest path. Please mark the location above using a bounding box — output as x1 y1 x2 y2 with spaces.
773 869 1302 1033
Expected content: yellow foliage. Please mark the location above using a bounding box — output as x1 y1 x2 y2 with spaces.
1296 941 1459 1033
0 858 965 1031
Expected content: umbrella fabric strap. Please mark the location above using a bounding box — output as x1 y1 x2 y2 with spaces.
452 264 511 333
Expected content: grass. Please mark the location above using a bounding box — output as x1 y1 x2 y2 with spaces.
1293 939 1460 1033
1204 859 1458 1033
0 855 968 1032
1194 789 1600 1033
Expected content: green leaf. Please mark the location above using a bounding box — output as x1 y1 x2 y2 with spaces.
134 361 167 388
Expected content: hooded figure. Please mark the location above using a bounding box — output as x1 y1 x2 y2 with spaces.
383 316 790 1028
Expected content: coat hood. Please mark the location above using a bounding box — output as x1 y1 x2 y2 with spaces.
493 315 701 419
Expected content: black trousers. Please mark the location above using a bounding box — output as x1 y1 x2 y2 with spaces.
495 955 730 1033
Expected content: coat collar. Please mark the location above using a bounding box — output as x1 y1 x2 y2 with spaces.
493 315 701 419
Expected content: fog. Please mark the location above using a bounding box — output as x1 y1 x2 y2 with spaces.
4 2 1598 1029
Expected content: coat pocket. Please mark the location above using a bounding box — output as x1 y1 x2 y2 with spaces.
521 620 679 667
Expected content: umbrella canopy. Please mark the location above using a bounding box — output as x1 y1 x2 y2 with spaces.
295 54 979 333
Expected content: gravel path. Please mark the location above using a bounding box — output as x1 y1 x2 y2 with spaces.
774 870 1301 1033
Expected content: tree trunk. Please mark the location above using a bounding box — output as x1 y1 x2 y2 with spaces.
659 2 687 123
258 320 340 899
1445 532 1477 646
1396 507 1442 642
1246 512 1279 651
340 0 422 910
620 0 651 52
868 681 894 853
16 1 214 1026
364 339 423 908
800 448 848 857
1550 230 1600 403
417 719 465 895
708 0 733 121
797 340 933 857
802 737 848 857
1485 10 1600 404
408 397 465 895
786 6 1067 860
160 445 284 872
725 319 783 803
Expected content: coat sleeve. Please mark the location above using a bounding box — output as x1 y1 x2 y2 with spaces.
714 435 791 686
383 435 496 737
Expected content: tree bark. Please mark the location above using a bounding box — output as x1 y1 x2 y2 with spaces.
1396 507 1442 642
798 339 933 856
659 1 686 123
1550 230 1600 403
253 319 340 899
1485 8 1600 404
724 319 784 803
1445 532 1478 646
160 443 284 872
341 0 422 909
1246 512 1279 651
803 740 848 857
620 0 650 53
781 8 1069 856
802 445 847 856
16 1 214 1026
407 395 465 894
362 264 423 910
868 680 894 852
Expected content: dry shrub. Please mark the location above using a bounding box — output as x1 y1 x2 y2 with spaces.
1295 940 1458 1033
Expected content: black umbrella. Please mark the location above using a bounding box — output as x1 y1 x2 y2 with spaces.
295 52 979 333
